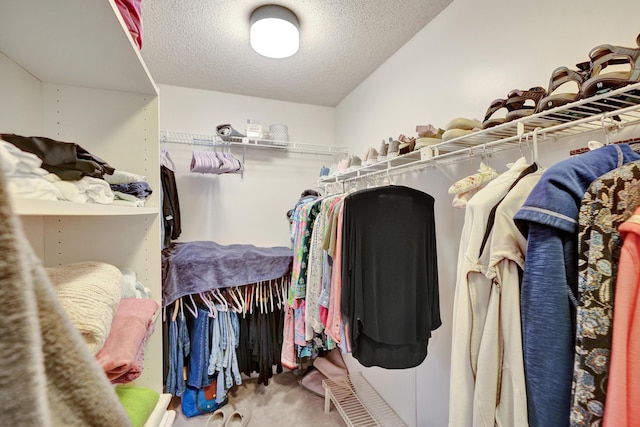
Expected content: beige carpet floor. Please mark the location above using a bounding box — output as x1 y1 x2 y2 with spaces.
169 371 347 427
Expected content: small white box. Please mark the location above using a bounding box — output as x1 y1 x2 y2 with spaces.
246 123 262 138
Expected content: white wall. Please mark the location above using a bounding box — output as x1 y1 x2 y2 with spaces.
158 85 337 247
335 0 640 426
0 51 43 136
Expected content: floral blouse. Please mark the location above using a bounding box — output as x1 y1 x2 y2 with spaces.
571 161 640 426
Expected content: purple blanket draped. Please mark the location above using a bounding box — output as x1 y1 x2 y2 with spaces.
162 241 293 306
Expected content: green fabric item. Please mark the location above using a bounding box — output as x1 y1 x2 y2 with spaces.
115 385 160 427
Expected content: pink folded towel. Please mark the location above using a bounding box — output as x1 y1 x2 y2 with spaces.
96 298 159 383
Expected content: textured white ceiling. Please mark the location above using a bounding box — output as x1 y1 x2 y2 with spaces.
140 0 453 107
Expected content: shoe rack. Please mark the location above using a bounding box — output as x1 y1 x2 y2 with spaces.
323 373 408 427
321 81 640 184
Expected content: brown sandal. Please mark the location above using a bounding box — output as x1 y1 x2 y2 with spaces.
482 98 509 129
581 33 640 98
504 86 547 121
536 66 589 113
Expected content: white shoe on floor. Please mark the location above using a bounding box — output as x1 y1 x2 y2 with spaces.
206 409 226 427
224 408 251 427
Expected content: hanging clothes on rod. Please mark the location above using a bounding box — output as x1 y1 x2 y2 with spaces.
568 158 640 427
164 279 289 399
162 241 293 402
449 139 640 427
514 144 640 427
604 204 640 427
283 183 441 371
448 156 539 427
340 185 441 369
473 159 544 427
160 147 182 249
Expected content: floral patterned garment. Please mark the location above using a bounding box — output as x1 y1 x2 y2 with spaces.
571 161 640 427
288 198 319 305
292 199 323 301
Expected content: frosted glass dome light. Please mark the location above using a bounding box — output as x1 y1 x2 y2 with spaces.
250 5 299 59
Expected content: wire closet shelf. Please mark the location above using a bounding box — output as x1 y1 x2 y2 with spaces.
320 81 640 183
160 130 349 156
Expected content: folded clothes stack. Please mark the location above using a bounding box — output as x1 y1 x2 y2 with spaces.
442 118 482 141
415 124 444 150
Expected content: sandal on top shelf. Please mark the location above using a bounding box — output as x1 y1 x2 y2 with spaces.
398 134 416 154
482 98 510 129
363 147 378 165
504 86 547 121
581 33 640 99
536 66 589 113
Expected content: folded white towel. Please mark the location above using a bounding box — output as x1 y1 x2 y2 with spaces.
7 177 61 200
76 176 114 204
46 262 123 354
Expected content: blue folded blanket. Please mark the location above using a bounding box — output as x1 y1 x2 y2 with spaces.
162 241 293 306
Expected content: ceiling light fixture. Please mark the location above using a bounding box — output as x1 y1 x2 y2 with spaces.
250 5 299 59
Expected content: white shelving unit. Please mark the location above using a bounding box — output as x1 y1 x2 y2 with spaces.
161 130 349 156
0 0 162 392
322 82 640 183
13 198 159 217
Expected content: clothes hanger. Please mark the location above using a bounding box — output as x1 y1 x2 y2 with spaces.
282 276 288 305
224 143 242 173
200 291 218 318
207 146 223 174
258 281 264 314
274 279 282 309
531 127 544 166
227 287 243 313
518 133 527 159
191 149 207 173
248 284 254 314
171 299 180 322
212 144 228 174
234 286 245 313
211 288 228 312
160 146 176 171
244 285 249 316
599 114 625 146
184 293 199 318
269 280 275 312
